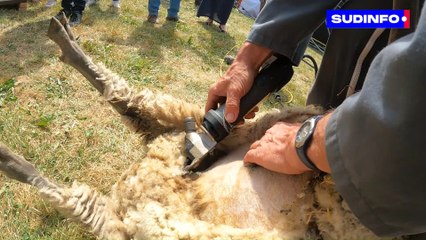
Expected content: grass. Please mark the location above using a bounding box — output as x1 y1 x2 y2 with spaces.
0 1 321 239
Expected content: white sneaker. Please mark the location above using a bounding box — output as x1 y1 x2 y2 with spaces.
112 1 120 8
44 0 56 8
85 0 96 7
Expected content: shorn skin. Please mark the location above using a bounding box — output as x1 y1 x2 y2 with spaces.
0 16 403 240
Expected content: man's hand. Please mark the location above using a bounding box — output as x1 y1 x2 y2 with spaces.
244 114 332 174
206 62 257 123
205 42 272 123
243 122 310 174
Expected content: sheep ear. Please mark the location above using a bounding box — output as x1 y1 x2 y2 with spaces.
47 16 204 137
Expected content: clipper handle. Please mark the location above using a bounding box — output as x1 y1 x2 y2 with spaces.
203 57 294 142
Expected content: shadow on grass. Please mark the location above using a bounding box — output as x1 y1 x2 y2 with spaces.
124 16 237 69
82 3 121 25
0 18 56 81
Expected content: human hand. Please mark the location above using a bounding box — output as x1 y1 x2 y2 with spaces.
243 122 311 174
205 42 272 123
205 61 257 123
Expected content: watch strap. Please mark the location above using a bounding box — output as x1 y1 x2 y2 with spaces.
296 116 323 172
297 145 322 171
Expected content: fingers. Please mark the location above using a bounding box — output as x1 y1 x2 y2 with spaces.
231 105 259 125
205 81 227 113
224 90 241 123
206 79 250 123
243 140 264 166
243 134 269 165
245 106 259 119
243 122 309 174
244 149 259 166
205 61 256 121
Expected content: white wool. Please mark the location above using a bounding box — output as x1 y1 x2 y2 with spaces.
17 92 402 239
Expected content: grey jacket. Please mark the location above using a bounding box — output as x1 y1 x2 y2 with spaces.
248 0 393 108
326 5 426 237
249 0 426 237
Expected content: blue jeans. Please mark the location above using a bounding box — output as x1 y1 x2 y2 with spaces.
148 0 181 18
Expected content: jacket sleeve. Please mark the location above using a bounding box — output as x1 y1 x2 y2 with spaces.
247 0 340 64
326 6 426 237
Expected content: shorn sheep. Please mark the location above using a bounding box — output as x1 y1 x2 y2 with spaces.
0 16 403 240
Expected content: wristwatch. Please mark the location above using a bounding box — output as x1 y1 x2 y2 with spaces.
295 115 323 172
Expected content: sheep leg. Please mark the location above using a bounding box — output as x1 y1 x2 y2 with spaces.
47 15 169 136
47 16 204 135
0 143 53 188
0 142 128 239
47 14 138 118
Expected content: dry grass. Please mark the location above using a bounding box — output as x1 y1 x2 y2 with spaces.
0 0 321 239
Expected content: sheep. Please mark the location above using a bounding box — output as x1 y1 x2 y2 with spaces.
0 15 403 240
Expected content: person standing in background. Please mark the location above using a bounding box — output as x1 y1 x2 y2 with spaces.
55 0 86 26
111 0 120 9
147 0 181 23
85 0 121 10
44 0 56 8
196 0 234 32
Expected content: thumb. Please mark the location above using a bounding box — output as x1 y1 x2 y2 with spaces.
243 147 258 166
224 94 241 123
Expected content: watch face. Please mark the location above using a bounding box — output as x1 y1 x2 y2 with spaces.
295 122 313 148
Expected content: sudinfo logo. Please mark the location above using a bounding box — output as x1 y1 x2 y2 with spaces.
326 10 410 29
